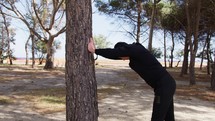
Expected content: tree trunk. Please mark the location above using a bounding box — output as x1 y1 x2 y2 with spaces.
199 37 207 70
211 50 215 91
65 0 98 121
206 33 211 75
30 33 35 68
163 29 167 68
185 0 195 84
187 0 201 85
180 33 189 76
0 50 3 64
170 31 175 68
191 0 201 85
148 0 157 52
44 38 54 69
136 0 142 43
25 35 30 65
0 26 4 64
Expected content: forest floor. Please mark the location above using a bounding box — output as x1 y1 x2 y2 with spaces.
0 60 215 121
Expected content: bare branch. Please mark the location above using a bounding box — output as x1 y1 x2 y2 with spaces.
52 26 66 38
32 0 49 32
49 0 65 30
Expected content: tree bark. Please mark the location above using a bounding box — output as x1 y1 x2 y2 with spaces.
65 0 98 121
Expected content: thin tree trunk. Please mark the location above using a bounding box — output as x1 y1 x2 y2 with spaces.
206 33 211 75
206 34 211 75
25 35 31 65
185 0 194 84
136 0 142 43
191 0 201 85
66 0 98 120
180 33 189 76
163 29 167 68
170 31 175 68
2 11 12 65
0 26 4 64
200 37 207 70
148 0 157 52
211 50 215 90
30 33 35 68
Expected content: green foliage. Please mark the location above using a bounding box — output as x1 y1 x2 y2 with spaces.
175 49 183 60
160 1 185 32
34 40 61 59
94 34 111 48
0 96 14 105
151 47 162 58
35 41 47 55
96 0 149 23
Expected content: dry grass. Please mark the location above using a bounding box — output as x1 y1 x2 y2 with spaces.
166 67 215 102
176 85 215 102
0 96 15 105
18 88 66 114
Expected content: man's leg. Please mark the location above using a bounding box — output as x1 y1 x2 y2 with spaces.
151 94 172 121
151 76 176 121
164 99 175 121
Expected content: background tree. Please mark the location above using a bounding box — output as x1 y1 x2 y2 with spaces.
66 0 98 120
0 0 66 69
160 1 185 68
175 49 183 67
211 50 215 90
148 0 161 52
35 41 46 65
95 0 149 43
25 35 30 65
185 0 202 85
34 40 61 65
0 8 16 65
197 0 215 74
94 34 111 48
0 15 5 64
151 47 162 58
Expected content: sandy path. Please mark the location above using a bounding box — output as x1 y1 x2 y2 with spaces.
0 64 215 121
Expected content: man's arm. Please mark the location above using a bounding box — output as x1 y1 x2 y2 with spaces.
88 38 130 60
95 48 129 60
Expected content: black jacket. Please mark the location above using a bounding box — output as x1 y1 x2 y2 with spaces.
95 43 170 88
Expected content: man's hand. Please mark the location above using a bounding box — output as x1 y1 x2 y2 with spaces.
88 37 95 53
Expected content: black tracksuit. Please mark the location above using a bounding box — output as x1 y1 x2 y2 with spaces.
95 42 176 121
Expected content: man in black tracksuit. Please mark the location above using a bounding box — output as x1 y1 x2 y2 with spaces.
88 38 176 121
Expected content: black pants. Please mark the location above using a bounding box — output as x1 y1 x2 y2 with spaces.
151 74 176 121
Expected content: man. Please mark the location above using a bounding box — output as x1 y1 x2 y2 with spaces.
88 38 176 121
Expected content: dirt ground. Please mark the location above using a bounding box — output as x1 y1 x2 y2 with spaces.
0 60 215 121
